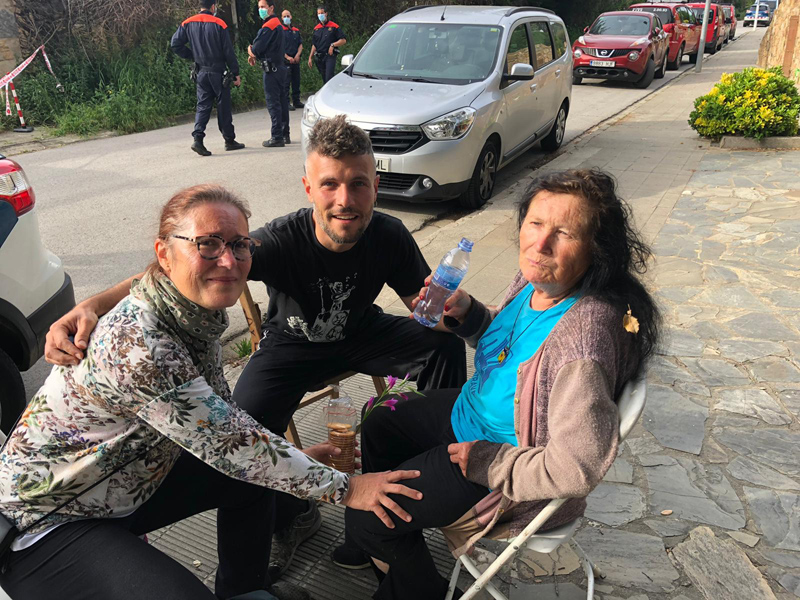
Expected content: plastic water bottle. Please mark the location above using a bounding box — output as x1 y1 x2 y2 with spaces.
414 237 473 328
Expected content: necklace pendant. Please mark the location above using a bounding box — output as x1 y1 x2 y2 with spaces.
498 347 509 363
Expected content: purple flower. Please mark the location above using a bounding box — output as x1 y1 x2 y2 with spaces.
386 375 398 390
404 372 411 381
399 393 408 400
384 398 398 412
366 397 376 411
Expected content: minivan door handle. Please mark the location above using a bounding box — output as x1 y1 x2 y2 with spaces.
555 69 562 77
530 83 537 92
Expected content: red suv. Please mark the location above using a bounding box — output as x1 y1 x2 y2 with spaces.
720 4 737 40
630 3 701 68
687 3 728 53
572 11 670 89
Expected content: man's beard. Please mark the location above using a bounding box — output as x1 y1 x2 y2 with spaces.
315 204 373 245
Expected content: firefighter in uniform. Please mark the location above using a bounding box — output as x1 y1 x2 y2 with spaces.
281 10 304 111
249 0 289 147
308 6 346 84
171 0 244 156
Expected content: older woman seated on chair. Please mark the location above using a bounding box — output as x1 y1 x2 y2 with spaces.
345 169 661 600
0 184 421 600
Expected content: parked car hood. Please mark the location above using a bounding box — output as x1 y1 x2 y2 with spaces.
580 34 650 48
314 74 486 126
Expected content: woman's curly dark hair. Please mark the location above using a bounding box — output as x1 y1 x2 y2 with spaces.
517 168 661 369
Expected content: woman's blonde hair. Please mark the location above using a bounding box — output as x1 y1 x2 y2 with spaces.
147 184 251 276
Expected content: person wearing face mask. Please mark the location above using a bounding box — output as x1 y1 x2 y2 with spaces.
308 5 346 84
248 0 290 147
170 0 244 157
281 10 304 111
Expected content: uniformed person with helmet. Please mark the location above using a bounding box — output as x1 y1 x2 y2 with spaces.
249 0 289 147
307 5 346 84
171 0 244 156
281 10 304 111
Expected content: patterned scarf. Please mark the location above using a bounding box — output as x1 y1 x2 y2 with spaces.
131 270 230 398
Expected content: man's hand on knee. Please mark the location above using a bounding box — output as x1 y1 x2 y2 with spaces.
343 470 422 529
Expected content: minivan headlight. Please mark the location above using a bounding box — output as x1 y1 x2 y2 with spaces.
302 96 320 127
422 107 476 141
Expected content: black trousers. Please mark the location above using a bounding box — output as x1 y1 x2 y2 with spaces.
315 53 336 83
0 452 274 600
193 70 235 142
345 389 490 600
285 63 301 104
231 308 467 532
263 67 289 140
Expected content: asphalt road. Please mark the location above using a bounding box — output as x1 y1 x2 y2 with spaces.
16 50 710 399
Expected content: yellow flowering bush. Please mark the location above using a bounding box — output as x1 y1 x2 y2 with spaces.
689 67 800 139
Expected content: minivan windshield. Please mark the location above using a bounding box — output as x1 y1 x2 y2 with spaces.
351 23 502 84
691 7 717 20
589 14 651 35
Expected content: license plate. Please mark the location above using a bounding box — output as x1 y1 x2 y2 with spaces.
376 157 390 172
590 60 615 67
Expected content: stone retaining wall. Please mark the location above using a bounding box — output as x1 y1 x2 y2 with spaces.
0 0 20 76
758 0 800 84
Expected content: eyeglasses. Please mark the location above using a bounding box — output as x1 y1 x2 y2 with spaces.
171 234 261 261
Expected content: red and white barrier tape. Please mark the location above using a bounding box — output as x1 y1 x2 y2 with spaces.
2 84 10 116
0 45 63 91
8 81 26 127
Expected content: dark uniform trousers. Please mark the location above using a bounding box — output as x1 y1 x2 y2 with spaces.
285 63 301 105
263 66 290 140
315 53 337 84
194 69 235 141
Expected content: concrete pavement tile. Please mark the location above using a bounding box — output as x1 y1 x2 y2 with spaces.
744 488 800 552
642 455 746 530
727 456 800 491
717 429 800 478
714 388 791 425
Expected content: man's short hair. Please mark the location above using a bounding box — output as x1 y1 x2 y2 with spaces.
200 0 214 9
306 115 374 160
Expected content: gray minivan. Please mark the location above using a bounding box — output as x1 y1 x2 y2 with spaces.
300 6 572 208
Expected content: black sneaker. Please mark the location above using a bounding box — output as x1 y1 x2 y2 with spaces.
268 582 314 600
331 543 370 570
263 138 285 148
294 100 305 108
191 139 211 156
268 500 322 581
284 135 291 144
225 140 245 151
288 104 296 111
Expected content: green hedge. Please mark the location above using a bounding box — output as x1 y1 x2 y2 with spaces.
689 67 800 140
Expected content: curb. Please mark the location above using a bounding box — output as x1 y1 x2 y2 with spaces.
719 136 800 149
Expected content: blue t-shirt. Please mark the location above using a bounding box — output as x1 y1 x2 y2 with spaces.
451 284 578 446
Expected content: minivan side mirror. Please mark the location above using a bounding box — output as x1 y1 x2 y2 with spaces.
503 63 534 81
341 54 354 67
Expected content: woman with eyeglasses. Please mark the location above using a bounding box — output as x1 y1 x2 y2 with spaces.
0 184 421 600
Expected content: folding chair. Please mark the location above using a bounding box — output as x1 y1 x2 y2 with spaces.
444 376 648 600
238 286 386 449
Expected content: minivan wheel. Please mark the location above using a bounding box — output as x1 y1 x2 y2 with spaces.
0 348 25 434
541 103 567 152
667 44 684 70
635 58 656 89
655 51 668 79
459 141 497 209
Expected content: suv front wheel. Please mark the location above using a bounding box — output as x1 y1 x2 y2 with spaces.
459 141 498 209
0 347 25 434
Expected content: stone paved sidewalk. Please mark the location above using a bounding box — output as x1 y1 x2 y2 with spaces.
152 25 800 600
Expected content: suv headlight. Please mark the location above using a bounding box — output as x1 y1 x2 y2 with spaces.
628 51 640 61
421 107 476 141
573 48 583 58
302 96 320 127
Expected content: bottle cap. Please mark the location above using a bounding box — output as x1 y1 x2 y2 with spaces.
458 238 474 252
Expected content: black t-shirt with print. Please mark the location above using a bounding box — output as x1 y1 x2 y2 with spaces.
248 208 430 342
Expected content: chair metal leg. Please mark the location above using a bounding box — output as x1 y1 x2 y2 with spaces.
460 554 509 600
571 540 595 599
445 557 463 600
